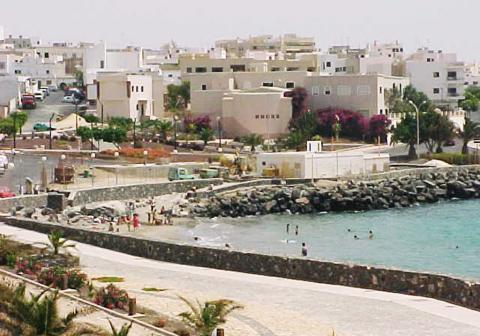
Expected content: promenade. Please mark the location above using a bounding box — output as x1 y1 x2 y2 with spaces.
1 224 480 336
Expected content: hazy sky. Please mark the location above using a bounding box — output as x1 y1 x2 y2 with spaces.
2 0 479 61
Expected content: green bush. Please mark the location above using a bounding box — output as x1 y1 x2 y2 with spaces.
422 153 479 165
83 114 100 123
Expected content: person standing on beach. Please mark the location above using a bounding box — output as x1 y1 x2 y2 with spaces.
286 223 290 234
301 242 308 257
132 213 140 231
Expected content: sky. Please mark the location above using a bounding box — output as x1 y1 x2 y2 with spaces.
1 0 479 61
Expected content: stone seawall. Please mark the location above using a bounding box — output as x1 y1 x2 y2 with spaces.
0 194 48 213
68 179 223 206
2 216 479 311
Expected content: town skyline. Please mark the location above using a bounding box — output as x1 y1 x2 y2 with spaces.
2 0 479 61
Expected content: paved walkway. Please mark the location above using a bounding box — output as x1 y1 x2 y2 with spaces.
2 224 480 336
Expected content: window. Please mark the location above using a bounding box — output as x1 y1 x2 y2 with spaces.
380 109 383 114
212 67 223 72
337 85 352 96
100 60 105 69
262 82 273 87
379 86 383 94
186 67 192 73
433 88 440 94
0 62 6 70
14 70 21 74
474 81 479 85
433 72 440 78
261 115 265 119
201 84 207 91
262 161 266 166
311 86 320 96
136 104 139 110
136 86 139 92
271 67 280 72
230 64 246 72
427 58 434 63
447 71 457 80
44 52 49 58
131 86 134 92
324 86 331 95
285 82 295 89
141 86 144 92
287 67 299 71
168 74 173 78
195 67 207 73
448 87 457 96
46 70 50 74
326 61 331 67
255 115 259 119
357 85 371 96
46 80 52 85
276 114 280 119
335 67 346 73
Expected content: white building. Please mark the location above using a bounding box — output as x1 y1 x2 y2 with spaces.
0 74 21 116
256 149 390 179
96 72 164 121
406 48 465 107
464 63 480 87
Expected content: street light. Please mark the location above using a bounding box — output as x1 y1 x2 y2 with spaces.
90 152 96 187
173 115 179 152
408 100 427 148
114 151 119 185
12 113 17 150
41 156 48 191
143 150 148 165
216 116 223 151
49 113 55 150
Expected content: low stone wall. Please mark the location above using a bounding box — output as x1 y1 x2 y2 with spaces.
2 216 479 311
0 194 48 213
68 179 223 206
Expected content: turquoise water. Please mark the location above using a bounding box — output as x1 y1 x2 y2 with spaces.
182 200 480 281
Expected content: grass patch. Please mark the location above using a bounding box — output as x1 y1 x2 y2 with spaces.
142 287 167 292
92 276 124 283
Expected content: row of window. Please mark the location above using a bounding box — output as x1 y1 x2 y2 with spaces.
433 71 458 78
255 114 281 119
186 66 304 73
433 88 458 94
199 82 295 91
13 69 51 75
131 85 144 93
311 85 372 96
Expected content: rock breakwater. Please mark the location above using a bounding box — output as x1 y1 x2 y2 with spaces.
192 167 480 218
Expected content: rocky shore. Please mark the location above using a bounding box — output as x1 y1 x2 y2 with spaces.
191 167 480 218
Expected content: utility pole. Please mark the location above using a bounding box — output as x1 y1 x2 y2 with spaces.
12 113 16 149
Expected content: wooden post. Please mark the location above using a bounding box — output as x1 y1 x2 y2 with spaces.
61 274 68 290
128 297 137 316
216 328 224 336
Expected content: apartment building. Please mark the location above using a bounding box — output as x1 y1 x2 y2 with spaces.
0 75 20 115
96 72 164 121
464 63 480 87
406 48 465 107
1 35 41 49
215 34 316 59
305 74 410 117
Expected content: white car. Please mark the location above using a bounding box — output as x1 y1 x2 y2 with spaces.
34 92 44 101
62 95 79 104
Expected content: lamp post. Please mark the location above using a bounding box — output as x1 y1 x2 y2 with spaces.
12 113 16 149
143 150 148 165
41 156 48 191
90 152 95 187
133 118 137 147
60 154 66 185
49 113 55 150
173 116 179 152
114 151 119 185
217 116 222 152
408 100 427 148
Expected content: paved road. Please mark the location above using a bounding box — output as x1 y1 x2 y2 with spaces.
2 224 480 336
22 91 76 133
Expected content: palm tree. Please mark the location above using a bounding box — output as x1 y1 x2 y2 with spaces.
459 117 480 154
154 120 173 142
41 231 76 255
199 128 214 145
1 283 105 336
108 320 132 336
178 296 243 336
242 134 264 152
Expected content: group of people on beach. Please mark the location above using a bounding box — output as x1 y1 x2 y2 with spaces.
146 197 173 226
348 228 374 240
285 223 308 257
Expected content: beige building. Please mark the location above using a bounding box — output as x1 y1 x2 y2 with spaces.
96 72 164 121
305 74 410 117
215 34 316 59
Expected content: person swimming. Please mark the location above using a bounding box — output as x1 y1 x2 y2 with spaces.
369 230 374 239
354 235 360 240
295 225 299 236
301 242 308 257
347 229 351 233
286 223 290 234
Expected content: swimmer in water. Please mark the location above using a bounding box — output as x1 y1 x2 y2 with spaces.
354 235 359 240
286 223 290 234
225 243 231 248
347 229 351 232
295 225 299 236
368 230 374 239
194 236 200 241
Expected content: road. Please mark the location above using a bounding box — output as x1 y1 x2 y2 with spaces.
22 91 76 133
1 224 480 336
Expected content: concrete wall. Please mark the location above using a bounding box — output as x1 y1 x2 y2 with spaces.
68 178 223 206
3 216 480 311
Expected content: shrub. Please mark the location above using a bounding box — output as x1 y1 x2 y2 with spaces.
93 284 129 310
316 108 367 140
421 153 479 165
15 256 42 276
39 267 88 289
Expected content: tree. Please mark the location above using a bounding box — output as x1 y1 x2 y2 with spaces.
84 114 100 123
0 118 15 135
102 127 127 144
154 120 173 142
109 117 133 131
402 85 434 112
10 112 28 133
166 81 190 110
285 130 306 151
460 86 480 112
178 297 243 336
459 117 480 154
199 127 214 145
74 69 84 86
392 113 426 159
285 87 309 121
368 114 391 144
40 231 76 255
242 134 263 152
316 108 367 140
76 126 93 141
423 111 454 153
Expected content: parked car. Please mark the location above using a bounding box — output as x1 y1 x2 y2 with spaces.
21 94 36 109
33 123 55 132
48 85 58 92
62 95 80 104
40 87 50 96
0 187 15 198
168 167 195 181
34 92 44 101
